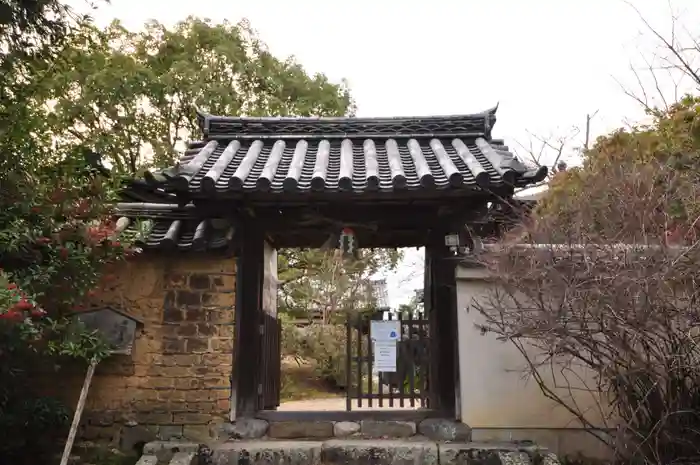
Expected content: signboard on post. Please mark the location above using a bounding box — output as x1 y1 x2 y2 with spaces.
373 342 398 372
370 320 400 342
370 320 400 373
73 306 142 355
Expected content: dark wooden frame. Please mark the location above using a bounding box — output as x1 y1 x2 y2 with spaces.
231 204 465 418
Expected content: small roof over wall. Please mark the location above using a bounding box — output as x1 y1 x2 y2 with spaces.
114 203 234 252
139 107 546 202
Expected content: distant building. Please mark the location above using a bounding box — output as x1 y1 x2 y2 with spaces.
371 278 390 309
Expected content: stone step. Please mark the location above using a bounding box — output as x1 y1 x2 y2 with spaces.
208 439 561 465
135 455 158 465
137 439 561 465
169 451 196 465
141 441 200 464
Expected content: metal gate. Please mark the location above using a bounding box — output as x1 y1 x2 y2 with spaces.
259 312 281 410
345 312 431 410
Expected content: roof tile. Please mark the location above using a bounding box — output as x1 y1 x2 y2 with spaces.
146 109 547 196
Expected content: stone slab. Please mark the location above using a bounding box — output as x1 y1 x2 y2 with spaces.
221 418 269 439
438 442 550 465
169 451 196 465
322 439 438 465
334 421 361 437
135 455 158 465
267 420 334 438
212 440 323 465
418 418 472 442
360 420 417 438
142 441 200 463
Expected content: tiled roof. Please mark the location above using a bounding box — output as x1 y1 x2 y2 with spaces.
196 108 497 138
114 203 233 252
143 108 547 196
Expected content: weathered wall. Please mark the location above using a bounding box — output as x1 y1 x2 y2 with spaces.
456 265 613 459
41 255 236 446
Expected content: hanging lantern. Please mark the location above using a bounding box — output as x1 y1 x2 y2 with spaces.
339 227 360 259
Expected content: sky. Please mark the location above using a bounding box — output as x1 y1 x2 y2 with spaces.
67 0 700 306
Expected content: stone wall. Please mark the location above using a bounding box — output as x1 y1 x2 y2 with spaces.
37 254 236 448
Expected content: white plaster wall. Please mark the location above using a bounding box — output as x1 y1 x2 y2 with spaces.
456 265 613 459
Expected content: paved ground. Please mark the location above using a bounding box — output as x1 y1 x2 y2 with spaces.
278 397 420 411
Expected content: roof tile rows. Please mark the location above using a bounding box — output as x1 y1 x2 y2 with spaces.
121 108 546 250
145 109 547 195
114 203 232 252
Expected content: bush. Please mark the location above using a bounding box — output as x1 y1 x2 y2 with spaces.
0 325 72 464
301 324 350 388
477 98 700 464
281 319 360 389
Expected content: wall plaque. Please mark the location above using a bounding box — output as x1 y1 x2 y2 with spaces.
74 307 142 355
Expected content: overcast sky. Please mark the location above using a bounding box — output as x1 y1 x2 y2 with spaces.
67 0 700 306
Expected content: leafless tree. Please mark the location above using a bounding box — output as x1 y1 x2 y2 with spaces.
471 5 700 462
615 1 700 115
473 158 700 464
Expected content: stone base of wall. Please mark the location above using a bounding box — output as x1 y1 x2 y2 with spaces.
221 417 472 442
80 411 229 452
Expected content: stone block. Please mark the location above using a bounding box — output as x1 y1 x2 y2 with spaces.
268 421 334 439
166 272 187 289
142 441 200 463
172 413 212 425
163 307 184 323
184 306 206 322
170 451 197 465
162 337 187 354
183 424 213 442
418 419 471 442
438 443 541 465
322 439 438 465
135 455 158 465
120 425 157 452
189 273 212 290
221 418 269 439
212 441 322 465
176 324 198 337
360 420 416 438
185 337 210 353
176 290 202 307
158 425 184 440
334 421 361 437
197 323 217 336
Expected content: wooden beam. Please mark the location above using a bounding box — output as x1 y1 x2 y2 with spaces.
232 218 265 417
183 186 513 207
426 228 459 417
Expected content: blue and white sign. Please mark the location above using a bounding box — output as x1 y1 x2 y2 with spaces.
370 320 401 342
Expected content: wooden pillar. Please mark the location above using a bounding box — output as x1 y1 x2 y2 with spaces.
232 220 265 418
426 228 459 417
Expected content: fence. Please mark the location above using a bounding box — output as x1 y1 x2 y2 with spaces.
345 312 431 410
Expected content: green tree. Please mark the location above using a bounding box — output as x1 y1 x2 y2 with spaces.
35 16 399 325
0 1 138 462
279 249 402 322
43 17 355 172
